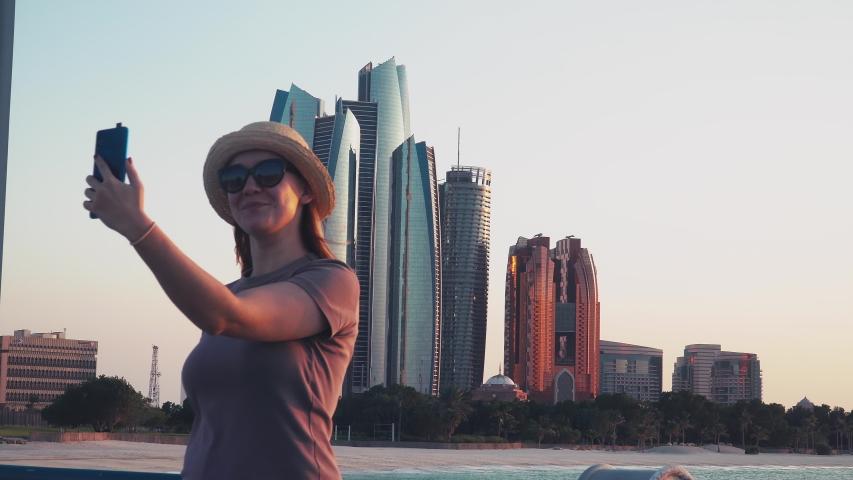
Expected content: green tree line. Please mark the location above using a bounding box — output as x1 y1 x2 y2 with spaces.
40 375 194 433
335 386 853 452
41 377 852 452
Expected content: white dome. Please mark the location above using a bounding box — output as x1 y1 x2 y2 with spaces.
485 374 516 386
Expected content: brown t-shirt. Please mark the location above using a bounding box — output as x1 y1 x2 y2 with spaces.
180 254 359 480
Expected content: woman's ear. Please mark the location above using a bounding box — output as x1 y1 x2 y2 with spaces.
298 182 314 205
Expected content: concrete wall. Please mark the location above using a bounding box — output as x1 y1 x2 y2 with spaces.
329 440 637 451
29 432 190 445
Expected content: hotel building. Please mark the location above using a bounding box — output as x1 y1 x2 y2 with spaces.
672 344 762 405
504 235 600 404
0 330 97 411
599 340 663 402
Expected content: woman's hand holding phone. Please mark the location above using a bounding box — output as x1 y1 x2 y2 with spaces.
84 155 153 242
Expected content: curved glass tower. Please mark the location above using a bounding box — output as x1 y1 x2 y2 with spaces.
439 166 491 390
269 84 325 149
387 137 441 394
312 99 359 265
340 99 378 393
359 57 407 388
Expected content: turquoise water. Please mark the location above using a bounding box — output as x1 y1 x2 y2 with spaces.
343 466 853 479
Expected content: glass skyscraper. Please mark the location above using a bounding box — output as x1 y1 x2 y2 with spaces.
271 58 442 395
439 166 491 390
312 99 359 266
357 58 408 389
386 137 441 394
339 99 378 393
269 84 325 150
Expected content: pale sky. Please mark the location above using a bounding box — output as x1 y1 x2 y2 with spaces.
3 1 852 409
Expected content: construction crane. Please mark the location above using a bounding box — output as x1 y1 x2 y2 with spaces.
148 345 161 407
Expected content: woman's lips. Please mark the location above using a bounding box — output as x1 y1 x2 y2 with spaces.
241 202 268 210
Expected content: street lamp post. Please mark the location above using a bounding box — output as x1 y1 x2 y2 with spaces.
0 0 15 302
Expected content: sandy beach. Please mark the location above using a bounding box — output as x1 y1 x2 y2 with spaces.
1 441 853 474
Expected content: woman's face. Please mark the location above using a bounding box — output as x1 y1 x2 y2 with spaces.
226 150 313 237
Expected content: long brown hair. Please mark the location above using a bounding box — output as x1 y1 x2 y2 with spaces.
233 197 334 275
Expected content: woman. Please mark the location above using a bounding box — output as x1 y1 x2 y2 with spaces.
84 121 359 479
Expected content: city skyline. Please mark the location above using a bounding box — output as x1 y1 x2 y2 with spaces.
1 2 851 409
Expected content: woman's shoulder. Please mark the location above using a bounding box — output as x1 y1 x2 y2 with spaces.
292 257 356 276
225 256 355 293
290 257 359 291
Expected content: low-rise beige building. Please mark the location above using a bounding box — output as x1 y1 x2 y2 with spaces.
0 330 98 411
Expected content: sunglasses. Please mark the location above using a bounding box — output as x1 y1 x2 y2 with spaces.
218 158 293 194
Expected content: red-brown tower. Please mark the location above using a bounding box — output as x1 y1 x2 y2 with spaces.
504 236 600 404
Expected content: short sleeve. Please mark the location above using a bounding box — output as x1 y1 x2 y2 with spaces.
286 260 359 338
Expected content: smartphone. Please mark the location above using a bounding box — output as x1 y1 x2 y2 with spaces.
90 123 129 219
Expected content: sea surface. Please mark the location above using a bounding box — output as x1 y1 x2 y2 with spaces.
343 465 853 479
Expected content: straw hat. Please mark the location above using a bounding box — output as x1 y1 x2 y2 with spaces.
202 121 335 225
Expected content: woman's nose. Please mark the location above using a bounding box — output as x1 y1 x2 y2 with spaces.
242 175 262 193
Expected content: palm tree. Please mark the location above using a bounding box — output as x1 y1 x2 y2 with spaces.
711 423 727 453
845 419 853 455
834 418 846 453
491 402 514 439
676 412 693 445
590 412 608 446
553 415 574 444
638 425 657 452
738 411 753 449
436 386 473 441
587 428 601 446
363 393 394 425
791 426 803 453
641 408 663 447
803 416 817 453
534 415 556 448
751 426 769 448
604 410 625 450
665 421 679 445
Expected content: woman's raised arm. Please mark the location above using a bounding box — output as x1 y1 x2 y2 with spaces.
84 155 329 342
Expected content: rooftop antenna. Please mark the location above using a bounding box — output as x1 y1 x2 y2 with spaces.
148 345 161 407
457 127 460 168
